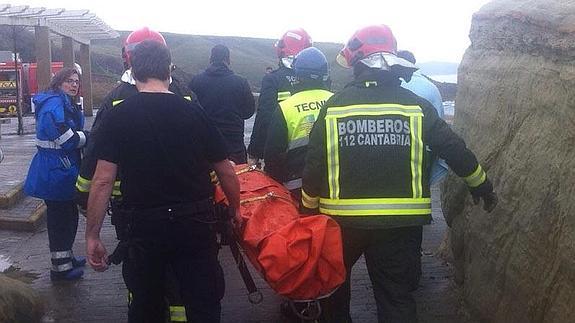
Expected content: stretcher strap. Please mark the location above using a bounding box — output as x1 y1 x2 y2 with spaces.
228 238 263 304
240 191 297 207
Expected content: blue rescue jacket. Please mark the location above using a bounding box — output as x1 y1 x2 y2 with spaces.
401 71 449 184
24 90 88 201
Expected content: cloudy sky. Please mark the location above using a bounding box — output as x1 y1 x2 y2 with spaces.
6 0 492 63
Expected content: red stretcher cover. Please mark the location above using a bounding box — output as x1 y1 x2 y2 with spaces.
214 165 345 300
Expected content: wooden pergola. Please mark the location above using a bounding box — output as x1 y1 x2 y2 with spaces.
0 4 119 116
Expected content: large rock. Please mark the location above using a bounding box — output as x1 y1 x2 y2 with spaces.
442 0 575 322
0 274 43 322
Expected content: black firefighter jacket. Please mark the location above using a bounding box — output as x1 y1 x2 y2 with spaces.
247 64 298 159
302 70 492 229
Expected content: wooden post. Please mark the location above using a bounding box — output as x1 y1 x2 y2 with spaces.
34 26 51 94
62 37 75 69
79 43 93 116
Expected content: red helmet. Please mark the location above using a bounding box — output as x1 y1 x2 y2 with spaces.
336 24 398 68
275 28 313 59
123 27 167 67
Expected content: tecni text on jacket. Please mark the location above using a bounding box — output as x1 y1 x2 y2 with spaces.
295 100 327 113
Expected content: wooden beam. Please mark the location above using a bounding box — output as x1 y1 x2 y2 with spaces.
34 25 51 94
78 43 93 116
0 16 91 44
62 36 75 68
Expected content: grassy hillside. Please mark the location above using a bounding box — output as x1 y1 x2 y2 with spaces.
0 27 455 105
90 31 352 105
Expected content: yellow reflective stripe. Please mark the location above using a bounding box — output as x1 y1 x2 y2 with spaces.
112 99 124 107
277 91 291 102
319 208 432 216
170 306 187 322
325 104 423 119
410 116 424 198
302 189 319 209
112 181 122 196
183 96 192 101
76 176 91 192
128 292 132 305
326 118 340 199
464 164 486 188
319 197 431 216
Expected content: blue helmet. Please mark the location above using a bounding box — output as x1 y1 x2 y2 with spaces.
293 47 329 81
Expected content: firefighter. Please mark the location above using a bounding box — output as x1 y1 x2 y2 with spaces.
264 47 333 200
247 28 312 166
301 24 498 322
86 39 240 323
75 27 193 322
24 67 88 281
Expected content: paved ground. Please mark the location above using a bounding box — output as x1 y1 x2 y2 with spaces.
0 114 467 323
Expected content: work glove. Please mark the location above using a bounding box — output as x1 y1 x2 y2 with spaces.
470 179 498 213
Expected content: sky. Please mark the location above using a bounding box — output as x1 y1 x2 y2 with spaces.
6 0 492 63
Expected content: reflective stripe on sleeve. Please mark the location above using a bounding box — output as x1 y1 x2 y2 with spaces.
301 189 319 209
112 181 122 196
36 139 61 149
277 91 291 102
77 131 87 148
76 176 91 192
54 128 74 146
169 306 187 322
183 96 192 101
464 165 486 188
112 100 124 107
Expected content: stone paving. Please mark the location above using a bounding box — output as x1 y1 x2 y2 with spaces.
0 114 469 323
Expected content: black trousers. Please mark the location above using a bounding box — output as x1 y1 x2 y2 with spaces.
321 225 422 323
228 149 247 165
122 216 224 323
45 200 79 269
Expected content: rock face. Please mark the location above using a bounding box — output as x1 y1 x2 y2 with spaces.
0 274 43 322
442 0 575 322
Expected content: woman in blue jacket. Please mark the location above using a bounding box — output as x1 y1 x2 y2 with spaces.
25 67 89 281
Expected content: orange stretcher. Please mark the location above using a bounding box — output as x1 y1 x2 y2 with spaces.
214 165 345 303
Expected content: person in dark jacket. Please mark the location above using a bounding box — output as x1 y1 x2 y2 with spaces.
25 67 88 281
302 25 498 323
247 28 313 165
189 44 255 164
